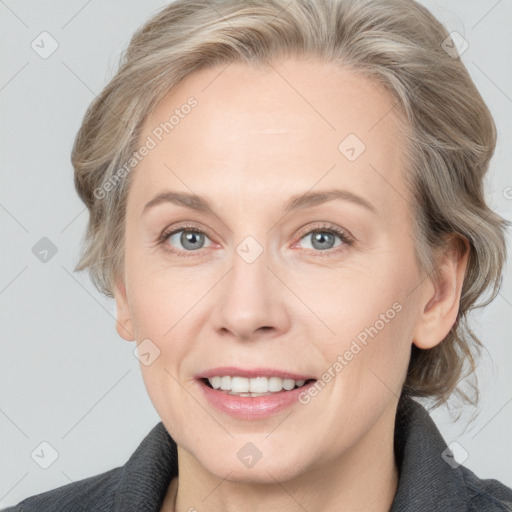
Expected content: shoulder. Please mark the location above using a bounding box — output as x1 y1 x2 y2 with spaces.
2 421 178 512
460 465 512 512
1 466 124 512
392 395 512 511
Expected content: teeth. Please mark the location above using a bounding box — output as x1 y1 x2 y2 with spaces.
210 376 222 389
282 378 295 391
268 376 283 392
231 376 249 393
249 376 268 393
206 376 308 394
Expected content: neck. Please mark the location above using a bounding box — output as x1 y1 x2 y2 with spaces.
166 405 399 512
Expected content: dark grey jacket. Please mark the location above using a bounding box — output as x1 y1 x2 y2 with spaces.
3 395 512 511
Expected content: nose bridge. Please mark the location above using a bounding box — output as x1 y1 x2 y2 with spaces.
229 234 271 313
213 233 288 339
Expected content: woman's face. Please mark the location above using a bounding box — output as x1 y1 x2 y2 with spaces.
115 58 436 482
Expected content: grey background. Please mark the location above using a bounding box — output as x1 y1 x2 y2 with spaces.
1 0 511 507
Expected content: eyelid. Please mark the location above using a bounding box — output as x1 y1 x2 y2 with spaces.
294 222 354 244
157 222 215 248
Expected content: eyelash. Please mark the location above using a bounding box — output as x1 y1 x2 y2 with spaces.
156 222 355 258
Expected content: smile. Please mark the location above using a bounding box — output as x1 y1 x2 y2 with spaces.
204 376 311 396
196 367 317 419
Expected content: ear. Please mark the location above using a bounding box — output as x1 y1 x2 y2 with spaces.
113 277 135 342
413 235 470 350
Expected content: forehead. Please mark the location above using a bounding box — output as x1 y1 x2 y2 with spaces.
130 59 409 221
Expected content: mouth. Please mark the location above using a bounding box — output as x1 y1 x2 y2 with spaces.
198 376 318 419
195 367 318 418
200 376 317 397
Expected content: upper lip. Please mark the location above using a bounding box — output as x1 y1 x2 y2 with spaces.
196 366 316 381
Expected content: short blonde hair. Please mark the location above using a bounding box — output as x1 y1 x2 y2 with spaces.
72 0 509 407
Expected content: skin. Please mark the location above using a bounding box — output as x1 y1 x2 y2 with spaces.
113 58 469 512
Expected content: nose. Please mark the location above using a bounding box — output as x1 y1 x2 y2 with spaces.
211 246 291 342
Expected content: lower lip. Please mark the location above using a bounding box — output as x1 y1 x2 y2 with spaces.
197 379 317 419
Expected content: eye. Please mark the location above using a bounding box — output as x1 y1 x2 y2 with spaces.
295 223 354 253
158 224 214 256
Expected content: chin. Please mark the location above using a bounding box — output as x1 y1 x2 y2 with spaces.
193 443 312 484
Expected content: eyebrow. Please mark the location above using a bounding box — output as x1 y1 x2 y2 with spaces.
141 188 377 218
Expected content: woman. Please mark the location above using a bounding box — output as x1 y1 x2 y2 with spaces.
4 0 511 510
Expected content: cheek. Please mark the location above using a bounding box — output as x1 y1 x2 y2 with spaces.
322 293 411 380
313 258 417 389
124 248 203 336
